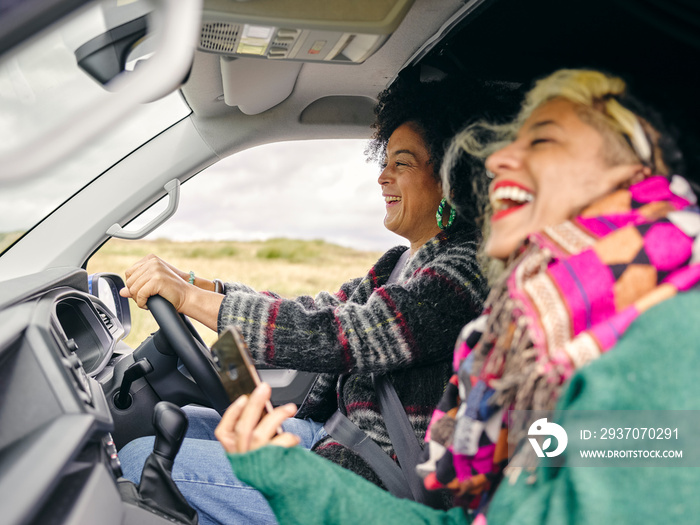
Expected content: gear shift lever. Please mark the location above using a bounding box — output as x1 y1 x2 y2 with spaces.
152 401 188 462
134 401 198 524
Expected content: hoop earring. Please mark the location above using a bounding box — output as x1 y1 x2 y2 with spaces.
436 198 456 230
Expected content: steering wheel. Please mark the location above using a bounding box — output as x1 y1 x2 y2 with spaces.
146 295 231 414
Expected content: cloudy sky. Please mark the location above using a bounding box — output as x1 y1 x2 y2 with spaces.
145 139 403 252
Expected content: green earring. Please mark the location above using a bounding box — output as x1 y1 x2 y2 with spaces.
436 198 456 230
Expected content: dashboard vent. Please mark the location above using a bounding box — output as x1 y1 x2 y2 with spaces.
98 311 114 332
200 22 241 53
51 328 94 407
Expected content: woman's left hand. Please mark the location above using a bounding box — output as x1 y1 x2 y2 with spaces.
215 383 300 454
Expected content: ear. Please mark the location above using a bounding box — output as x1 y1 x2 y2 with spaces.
613 163 651 189
627 165 653 186
435 178 446 198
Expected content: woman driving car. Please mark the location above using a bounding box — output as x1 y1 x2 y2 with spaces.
214 68 700 524
118 76 518 524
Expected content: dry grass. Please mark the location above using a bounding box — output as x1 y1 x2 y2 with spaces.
0 231 22 254
87 238 384 347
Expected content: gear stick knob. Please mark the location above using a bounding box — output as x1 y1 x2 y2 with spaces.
133 402 197 523
152 401 188 462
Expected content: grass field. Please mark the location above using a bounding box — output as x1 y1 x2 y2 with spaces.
87 237 385 348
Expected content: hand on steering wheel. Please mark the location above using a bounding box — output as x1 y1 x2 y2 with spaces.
121 254 222 332
121 254 190 310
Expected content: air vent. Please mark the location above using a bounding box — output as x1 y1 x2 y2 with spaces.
98 311 114 332
200 22 241 53
63 352 94 407
52 331 94 407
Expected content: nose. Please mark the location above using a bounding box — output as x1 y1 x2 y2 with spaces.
378 164 391 185
485 141 520 177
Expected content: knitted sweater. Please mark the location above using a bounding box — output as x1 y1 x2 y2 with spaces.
227 291 700 525
218 228 487 485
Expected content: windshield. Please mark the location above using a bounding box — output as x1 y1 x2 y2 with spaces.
0 1 192 255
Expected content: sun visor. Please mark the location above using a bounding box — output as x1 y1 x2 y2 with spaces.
199 0 414 64
220 57 301 115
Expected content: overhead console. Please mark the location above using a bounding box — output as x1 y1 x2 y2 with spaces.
197 0 415 115
199 0 414 63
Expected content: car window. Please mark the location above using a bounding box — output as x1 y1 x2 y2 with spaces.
87 138 402 346
0 91 190 255
147 139 400 251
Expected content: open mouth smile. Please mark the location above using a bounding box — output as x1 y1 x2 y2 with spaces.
384 195 402 207
490 181 534 221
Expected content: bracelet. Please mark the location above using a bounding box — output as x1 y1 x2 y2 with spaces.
213 278 225 294
188 270 195 285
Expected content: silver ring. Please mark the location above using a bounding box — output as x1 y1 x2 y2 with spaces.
486 170 495 179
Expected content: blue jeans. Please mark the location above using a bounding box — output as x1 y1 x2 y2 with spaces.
118 405 327 525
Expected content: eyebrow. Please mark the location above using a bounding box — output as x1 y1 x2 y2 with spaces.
388 149 417 158
527 119 563 132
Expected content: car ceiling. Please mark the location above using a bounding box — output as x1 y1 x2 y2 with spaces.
180 0 700 181
179 0 471 157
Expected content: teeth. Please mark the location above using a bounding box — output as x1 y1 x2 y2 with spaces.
385 196 402 203
490 186 534 210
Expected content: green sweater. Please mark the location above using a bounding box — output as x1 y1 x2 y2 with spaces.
228 291 700 524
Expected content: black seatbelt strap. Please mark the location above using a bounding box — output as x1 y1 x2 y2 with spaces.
323 410 414 500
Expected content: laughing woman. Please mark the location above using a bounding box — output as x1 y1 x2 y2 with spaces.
215 69 700 524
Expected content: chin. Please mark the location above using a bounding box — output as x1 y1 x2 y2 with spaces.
485 238 519 261
384 224 400 237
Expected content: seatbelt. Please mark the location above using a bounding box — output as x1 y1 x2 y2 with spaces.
323 410 414 500
323 374 445 507
372 374 446 508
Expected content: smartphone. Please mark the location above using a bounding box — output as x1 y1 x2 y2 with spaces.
210 326 274 414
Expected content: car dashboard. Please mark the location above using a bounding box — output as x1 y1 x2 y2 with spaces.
0 268 170 525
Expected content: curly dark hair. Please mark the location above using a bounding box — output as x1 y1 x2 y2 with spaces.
366 72 522 229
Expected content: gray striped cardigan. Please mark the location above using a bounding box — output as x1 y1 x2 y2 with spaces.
217 228 487 488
